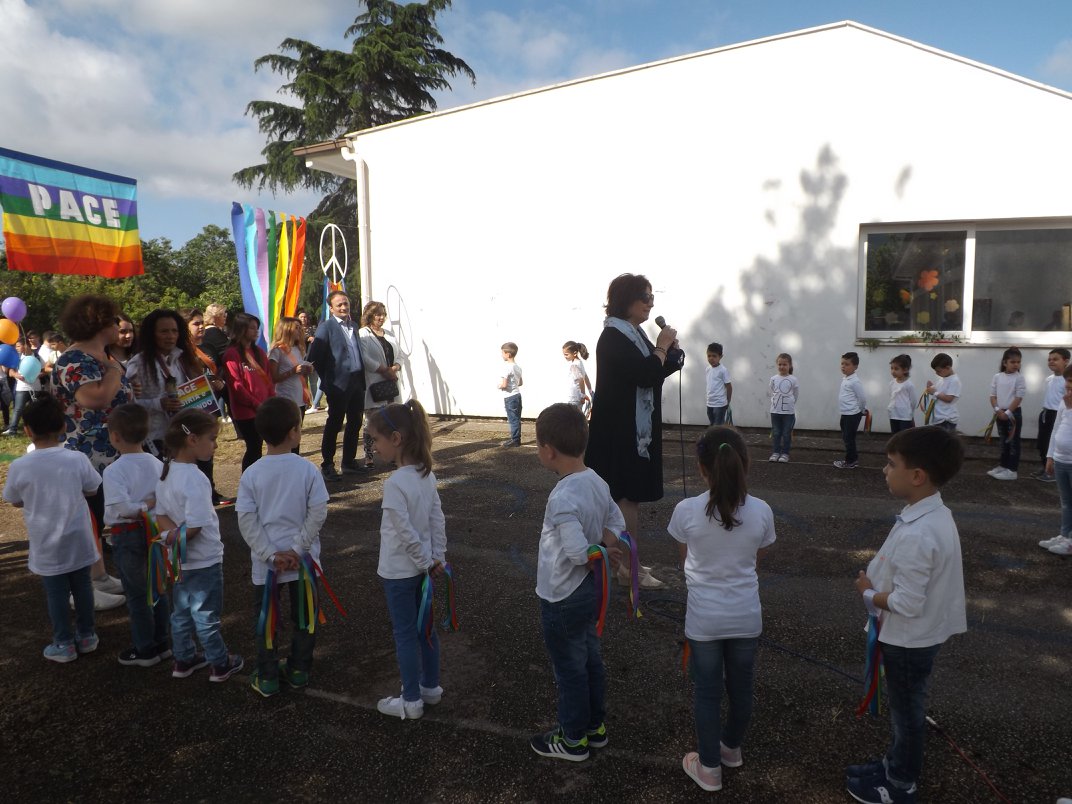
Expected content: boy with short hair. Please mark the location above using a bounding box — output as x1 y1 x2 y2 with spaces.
2 396 102 663
924 354 960 434
498 341 524 448
103 403 171 667
236 397 330 697
1034 348 1070 482
530 403 624 762
705 343 733 425
835 352 867 469
848 426 966 804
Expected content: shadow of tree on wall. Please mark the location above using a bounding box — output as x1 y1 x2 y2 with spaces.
383 284 462 417
681 144 853 426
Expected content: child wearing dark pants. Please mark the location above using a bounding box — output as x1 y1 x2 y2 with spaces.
530 404 624 762
835 352 867 469
237 398 330 696
104 404 171 666
1035 348 1070 481
988 347 1026 481
848 427 967 804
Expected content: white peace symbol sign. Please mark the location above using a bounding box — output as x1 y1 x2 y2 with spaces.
319 224 349 285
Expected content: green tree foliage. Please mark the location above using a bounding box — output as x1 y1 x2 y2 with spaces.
0 225 245 333
234 0 475 225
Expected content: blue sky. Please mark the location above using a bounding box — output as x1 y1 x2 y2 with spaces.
2 0 1070 247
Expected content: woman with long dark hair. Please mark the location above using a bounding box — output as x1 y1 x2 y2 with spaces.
222 313 274 471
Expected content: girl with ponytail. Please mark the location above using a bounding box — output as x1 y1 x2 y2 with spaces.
669 426 777 793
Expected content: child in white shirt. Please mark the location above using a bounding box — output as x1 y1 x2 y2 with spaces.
530 403 624 763
835 352 867 469
155 409 243 682
924 353 960 434
705 343 733 425
1034 348 1070 481
887 354 916 434
237 397 330 697
562 341 593 414
499 341 524 447
671 425 775 793
103 404 170 667
2 396 101 663
849 426 966 802
1040 365 1072 555
367 400 447 720
768 352 799 462
987 347 1026 481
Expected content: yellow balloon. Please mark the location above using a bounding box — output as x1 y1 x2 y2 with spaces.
0 319 18 345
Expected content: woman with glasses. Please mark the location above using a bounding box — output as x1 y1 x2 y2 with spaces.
585 274 683 589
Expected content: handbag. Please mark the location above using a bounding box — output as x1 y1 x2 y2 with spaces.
369 379 399 403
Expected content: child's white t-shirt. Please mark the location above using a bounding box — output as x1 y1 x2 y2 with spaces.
103 452 163 526
1047 404 1072 463
769 374 799 415
2 447 101 576
838 373 867 415
931 374 961 424
888 378 916 421
990 371 1026 409
565 360 586 405
500 362 522 398
236 453 330 585
13 363 42 393
668 493 776 641
1043 373 1065 411
705 364 731 407
536 468 626 603
268 345 306 406
155 462 223 570
378 465 446 579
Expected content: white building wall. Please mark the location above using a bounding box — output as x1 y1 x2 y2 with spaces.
342 23 1072 438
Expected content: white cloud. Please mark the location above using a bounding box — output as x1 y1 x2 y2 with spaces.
1040 39 1072 84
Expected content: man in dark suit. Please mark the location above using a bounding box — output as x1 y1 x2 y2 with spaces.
307 291 366 480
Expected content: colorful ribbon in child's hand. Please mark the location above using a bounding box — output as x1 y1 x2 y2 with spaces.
417 561 459 647
256 569 282 649
855 614 884 717
144 513 185 607
617 531 642 620
587 545 610 636
917 393 936 425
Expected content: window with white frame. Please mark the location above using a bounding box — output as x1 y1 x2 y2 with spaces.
861 222 1072 342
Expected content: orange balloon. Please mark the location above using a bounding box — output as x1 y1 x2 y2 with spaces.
0 319 18 345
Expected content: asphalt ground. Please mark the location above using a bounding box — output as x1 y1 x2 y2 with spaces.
0 415 1069 803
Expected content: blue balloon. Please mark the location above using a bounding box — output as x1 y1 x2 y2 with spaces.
0 344 18 369
19 355 42 383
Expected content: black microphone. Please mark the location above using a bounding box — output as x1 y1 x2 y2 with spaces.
654 316 667 329
653 316 684 365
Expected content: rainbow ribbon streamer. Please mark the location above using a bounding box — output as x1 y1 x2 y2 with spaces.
416 563 459 646
256 569 282 650
307 556 348 621
855 614 884 717
617 531 642 620
144 514 185 608
586 545 610 637
862 409 873 433
917 393 937 425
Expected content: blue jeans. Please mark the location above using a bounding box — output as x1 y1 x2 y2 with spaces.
504 394 522 443
539 574 605 741
881 641 941 789
890 419 913 433
707 405 729 425
7 390 33 433
1055 460 1072 537
252 581 317 680
171 563 228 666
840 413 863 463
383 574 440 702
771 413 795 454
41 566 95 645
311 373 324 408
111 528 170 656
997 408 1022 471
688 636 758 768
934 420 957 433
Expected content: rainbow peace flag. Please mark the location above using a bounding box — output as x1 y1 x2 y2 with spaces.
230 202 306 349
0 147 143 278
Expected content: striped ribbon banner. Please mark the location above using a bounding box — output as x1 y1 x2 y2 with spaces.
0 147 143 278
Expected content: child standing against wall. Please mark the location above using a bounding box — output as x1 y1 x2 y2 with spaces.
1034 348 1070 482
768 353 799 462
499 342 523 447
924 354 960 433
987 347 1026 481
1040 365 1072 555
887 355 915 434
848 426 966 804
705 343 732 425
2 397 102 663
835 352 866 469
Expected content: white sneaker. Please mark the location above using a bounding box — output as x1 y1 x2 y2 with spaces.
777 454 789 463
420 685 444 705
92 574 125 595
993 468 1018 480
638 570 666 590
768 453 778 462
987 466 1004 477
1048 538 1072 555
1039 535 1066 549
377 695 424 720
69 589 127 611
